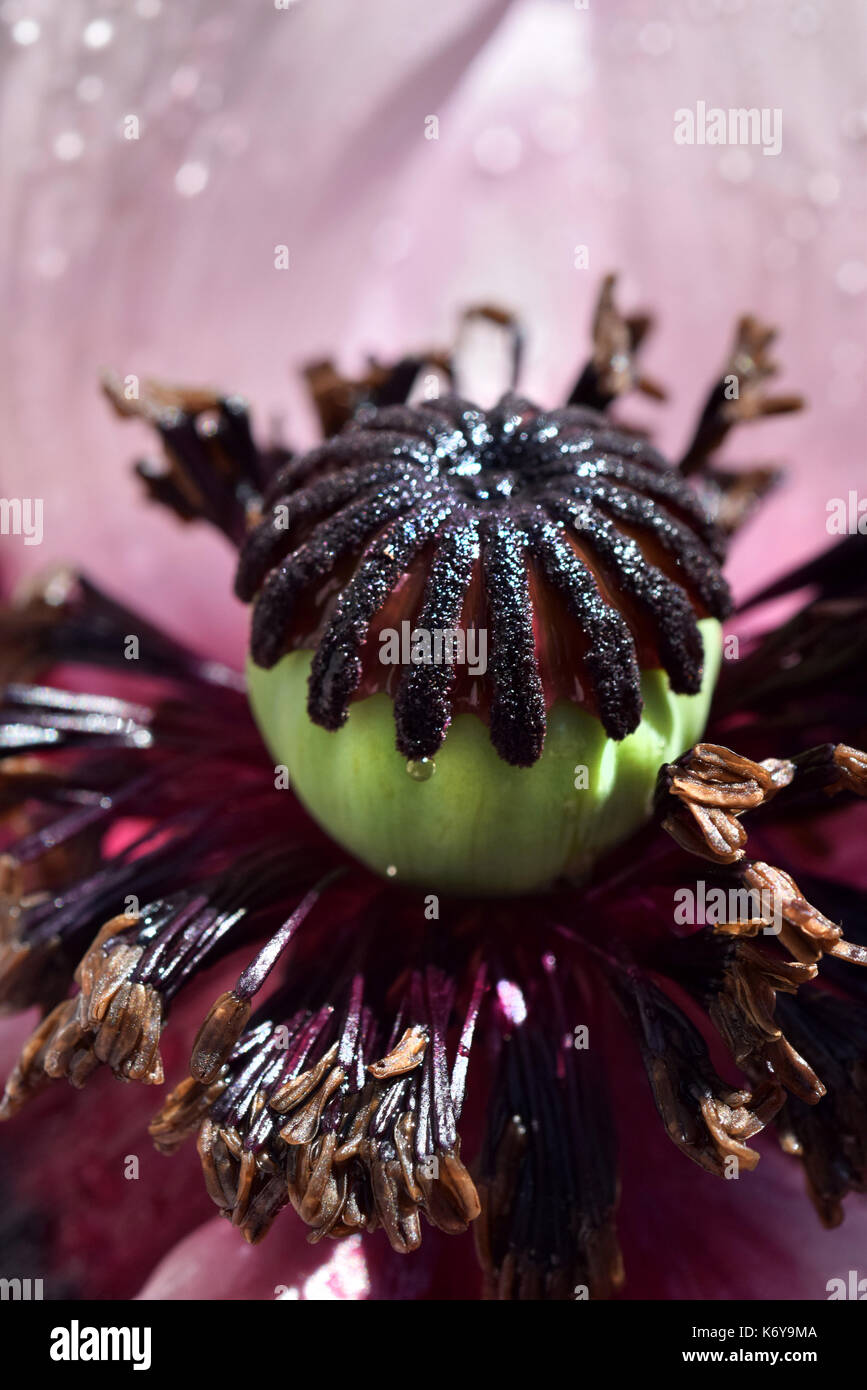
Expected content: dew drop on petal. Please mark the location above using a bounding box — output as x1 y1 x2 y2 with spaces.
33 247 68 279
11 17 39 45
406 758 436 782
174 160 209 197
54 131 84 162
836 260 867 296
83 18 114 49
170 66 200 100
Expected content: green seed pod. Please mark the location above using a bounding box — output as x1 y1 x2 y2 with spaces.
238 394 731 895
248 618 722 895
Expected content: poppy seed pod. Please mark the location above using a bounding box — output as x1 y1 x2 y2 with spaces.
240 396 728 892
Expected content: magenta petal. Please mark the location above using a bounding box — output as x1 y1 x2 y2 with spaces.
613 1019 867 1301
136 1214 482 1301
136 1215 371 1302
619 1137 867 1301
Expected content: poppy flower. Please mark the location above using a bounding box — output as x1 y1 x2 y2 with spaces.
1 277 866 1303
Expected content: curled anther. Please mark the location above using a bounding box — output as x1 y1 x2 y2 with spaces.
270 1043 339 1114
657 743 793 864
149 1074 227 1154
708 940 813 1056
828 744 867 797
568 273 664 409
0 1000 86 1117
614 968 783 1175
1 911 165 1107
697 1083 783 1171
195 1119 287 1242
104 375 287 543
680 315 804 476
700 941 825 1103
277 1066 346 1145
710 860 867 975
735 862 846 968
367 1025 427 1079
772 990 867 1226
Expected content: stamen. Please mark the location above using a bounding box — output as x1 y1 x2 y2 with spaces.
773 990 867 1226
151 917 485 1251
610 962 783 1174
658 740 867 968
103 378 288 543
190 870 344 1083
656 742 794 863
680 315 804 476
476 954 623 1300
567 274 665 410
662 932 824 1104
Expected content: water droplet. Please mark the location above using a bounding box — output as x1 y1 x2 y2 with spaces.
406 758 436 782
174 160 209 197
11 18 40 45
83 18 114 49
33 247 68 279
170 66 200 100
54 131 84 162
836 260 867 296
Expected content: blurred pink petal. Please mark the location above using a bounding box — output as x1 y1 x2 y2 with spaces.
1 0 864 649
136 1217 372 1302
136 1215 483 1301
